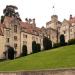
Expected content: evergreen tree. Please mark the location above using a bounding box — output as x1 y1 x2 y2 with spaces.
43 37 52 50
36 43 41 52
22 45 27 56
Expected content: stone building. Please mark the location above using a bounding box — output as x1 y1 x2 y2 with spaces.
0 15 43 59
0 5 75 59
60 15 75 42
46 14 75 44
46 15 61 44
0 5 44 59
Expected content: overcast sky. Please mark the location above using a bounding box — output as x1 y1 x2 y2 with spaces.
0 0 75 28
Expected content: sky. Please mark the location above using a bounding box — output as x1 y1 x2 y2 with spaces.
0 0 75 28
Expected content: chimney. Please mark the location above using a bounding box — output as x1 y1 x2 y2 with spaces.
29 18 32 24
25 18 28 23
32 18 36 27
33 18 35 24
70 14 72 20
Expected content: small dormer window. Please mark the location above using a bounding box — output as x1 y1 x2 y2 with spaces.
14 25 17 33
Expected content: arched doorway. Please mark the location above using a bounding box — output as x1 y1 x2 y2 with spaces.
4 45 15 60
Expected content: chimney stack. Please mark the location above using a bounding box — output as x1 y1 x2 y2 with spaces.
70 14 72 20
25 18 28 23
29 18 32 24
33 18 35 24
32 18 36 27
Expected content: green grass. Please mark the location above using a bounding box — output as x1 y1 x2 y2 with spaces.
0 45 75 71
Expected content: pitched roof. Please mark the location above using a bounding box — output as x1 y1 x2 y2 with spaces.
20 22 41 35
0 16 43 36
0 16 41 36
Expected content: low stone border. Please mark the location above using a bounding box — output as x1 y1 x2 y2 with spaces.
0 68 75 75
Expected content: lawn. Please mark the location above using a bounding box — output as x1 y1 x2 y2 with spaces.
0 45 75 71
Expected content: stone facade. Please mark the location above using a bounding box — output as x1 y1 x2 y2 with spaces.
0 16 43 59
46 15 61 44
0 6 75 59
46 15 75 44
60 15 75 42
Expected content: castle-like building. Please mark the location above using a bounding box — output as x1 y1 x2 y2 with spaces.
0 6 75 59
46 15 75 43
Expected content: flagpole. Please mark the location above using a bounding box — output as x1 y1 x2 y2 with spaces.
53 5 55 15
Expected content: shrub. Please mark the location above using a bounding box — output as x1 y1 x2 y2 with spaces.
21 45 27 56
68 39 75 45
36 43 41 52
53 43 61 48
32 41 37 53
43 37 52 50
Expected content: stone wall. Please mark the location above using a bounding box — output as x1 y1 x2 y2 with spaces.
1 69 75 75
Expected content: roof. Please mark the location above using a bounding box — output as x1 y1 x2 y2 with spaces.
46 21 61 26
0 16 41 36
46 21 51 25
69 17 75 24
20 22 41 36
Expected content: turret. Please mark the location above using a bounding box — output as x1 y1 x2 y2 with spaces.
51 15 58 22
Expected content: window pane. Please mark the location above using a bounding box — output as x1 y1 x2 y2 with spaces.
14 36 17 40
14 25 17 33
6 38 9 43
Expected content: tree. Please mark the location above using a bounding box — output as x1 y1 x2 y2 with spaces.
14 12 21 20
2 5 22 22
68 39 75 45
43 37 52 50
36 43 41 52
3 5 18 17
1 16 5 24
21 45 27 56
32 41 37 53
60 34 65 46
53 43 61 48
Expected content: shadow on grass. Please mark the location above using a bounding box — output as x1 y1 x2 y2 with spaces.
0 59 6 62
